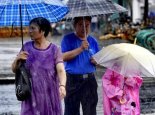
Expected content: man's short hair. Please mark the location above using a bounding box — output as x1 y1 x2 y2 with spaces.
73 16 92 26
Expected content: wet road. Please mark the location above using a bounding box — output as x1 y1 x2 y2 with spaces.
0 84 20 115
0 80 103 115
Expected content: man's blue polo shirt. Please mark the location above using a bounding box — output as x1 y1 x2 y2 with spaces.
61 33 99 74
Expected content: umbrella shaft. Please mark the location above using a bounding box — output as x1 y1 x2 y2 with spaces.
19 4 24 50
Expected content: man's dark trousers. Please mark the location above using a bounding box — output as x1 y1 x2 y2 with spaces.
64 73 98 115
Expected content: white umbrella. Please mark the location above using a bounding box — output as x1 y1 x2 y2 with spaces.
93 43 155 77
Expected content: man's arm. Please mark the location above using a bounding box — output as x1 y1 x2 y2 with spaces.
62 40 89 61
63 47 84 61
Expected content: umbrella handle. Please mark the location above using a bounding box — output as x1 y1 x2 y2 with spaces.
134 37 137 44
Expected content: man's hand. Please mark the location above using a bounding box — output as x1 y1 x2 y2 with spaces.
80 40 89 50
90 57 97 65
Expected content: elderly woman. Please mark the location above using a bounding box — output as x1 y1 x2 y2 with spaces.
12 17 66 115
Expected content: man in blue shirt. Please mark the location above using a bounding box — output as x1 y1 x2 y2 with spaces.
61 16 99 115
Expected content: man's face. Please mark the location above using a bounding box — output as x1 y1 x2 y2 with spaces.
74 19 91 39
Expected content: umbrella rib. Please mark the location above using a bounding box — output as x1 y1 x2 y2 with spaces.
101 47 117 60
130 53 155 77
122 53 130 76
84 0 91 16
139 55 155 77
25 4 31 22
46 4 60 22
85 1 100 16
147 56 155 77
0 6 5 21
0 4 6 25
99 46 126 63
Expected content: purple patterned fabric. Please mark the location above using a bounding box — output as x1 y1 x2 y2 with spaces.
20 41 63 115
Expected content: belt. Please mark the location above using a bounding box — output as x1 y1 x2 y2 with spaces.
67 73 94 79
83 73 94 78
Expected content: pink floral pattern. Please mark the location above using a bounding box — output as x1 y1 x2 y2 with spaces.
102 69 143 115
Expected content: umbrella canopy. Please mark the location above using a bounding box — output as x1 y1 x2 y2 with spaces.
0 0 69 26
64 0 127 19
93 43 155 78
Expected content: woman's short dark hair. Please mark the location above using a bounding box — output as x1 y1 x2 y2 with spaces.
29 17 52 37
73 16 92 26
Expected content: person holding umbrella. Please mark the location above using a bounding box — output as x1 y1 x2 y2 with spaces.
102 66 143 114
12 17 66 115
61 16 100 115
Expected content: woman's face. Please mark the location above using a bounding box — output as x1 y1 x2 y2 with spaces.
74 19 91 38
29 23 44 40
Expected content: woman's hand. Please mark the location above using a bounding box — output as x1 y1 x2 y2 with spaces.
16 51 29 61
59 85 66 100
12 51 29 73
56 62 67 100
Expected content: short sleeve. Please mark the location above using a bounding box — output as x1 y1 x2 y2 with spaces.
61 35 72 52
54 46 63 65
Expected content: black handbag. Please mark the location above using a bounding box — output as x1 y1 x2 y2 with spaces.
15 60 31 101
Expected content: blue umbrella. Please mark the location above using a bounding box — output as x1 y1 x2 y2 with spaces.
0 0 69 26
0 0 69 46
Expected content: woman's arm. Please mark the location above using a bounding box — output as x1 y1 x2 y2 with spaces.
56 62 67 99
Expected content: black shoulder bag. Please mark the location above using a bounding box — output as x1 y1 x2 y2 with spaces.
15 60 31 101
